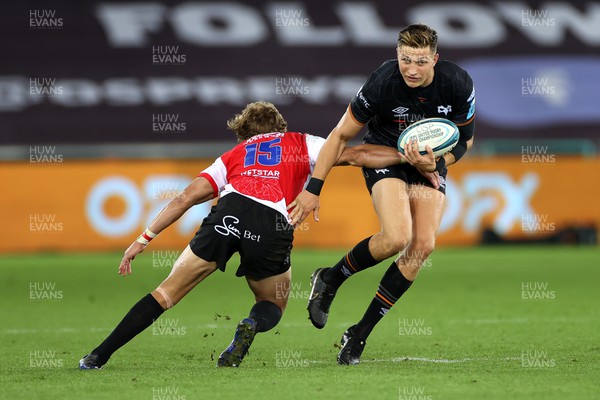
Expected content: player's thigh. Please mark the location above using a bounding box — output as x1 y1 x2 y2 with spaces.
157 245 218 305
371 178 413 240
408 185 445 252
246 268 291 312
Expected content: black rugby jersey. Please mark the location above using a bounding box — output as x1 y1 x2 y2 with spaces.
350 59 475 148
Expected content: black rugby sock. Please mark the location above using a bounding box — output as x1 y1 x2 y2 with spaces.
322 236 378 289
249 301 282 333
92 293 165 365
354 262 413 339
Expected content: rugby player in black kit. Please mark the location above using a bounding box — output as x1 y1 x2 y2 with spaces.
288 23 476 364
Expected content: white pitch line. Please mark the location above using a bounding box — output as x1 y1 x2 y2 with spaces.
447 318 529 325
309 356 522 364
309 357 473 364
2 327 107 335
1 321 352 335
385 357 473 363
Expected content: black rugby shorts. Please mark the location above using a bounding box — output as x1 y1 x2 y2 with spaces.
189 193 293 279
362 163 447 195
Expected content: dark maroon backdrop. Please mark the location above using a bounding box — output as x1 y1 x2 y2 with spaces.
1 0 599 145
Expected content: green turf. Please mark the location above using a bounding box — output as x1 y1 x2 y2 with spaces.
1 247 599 400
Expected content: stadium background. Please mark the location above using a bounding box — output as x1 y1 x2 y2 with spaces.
2 0 599 251
1 2 600 399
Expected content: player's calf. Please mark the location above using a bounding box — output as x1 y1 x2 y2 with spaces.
78 293 165 370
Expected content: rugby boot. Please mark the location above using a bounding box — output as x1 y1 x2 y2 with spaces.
307 268 337 329
217 318 257 367
337 325 367 365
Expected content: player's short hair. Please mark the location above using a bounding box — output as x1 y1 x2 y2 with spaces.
397 24 438 54
227 101 288 142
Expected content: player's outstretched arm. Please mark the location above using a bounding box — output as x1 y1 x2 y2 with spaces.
336 144 439 188
147 177 214 234
288 109 363 225
337 144 404 168
118 177 214 276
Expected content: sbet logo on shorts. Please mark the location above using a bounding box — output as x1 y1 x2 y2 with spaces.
214 215 261 242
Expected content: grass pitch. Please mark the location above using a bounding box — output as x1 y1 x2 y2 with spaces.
1 247 599 400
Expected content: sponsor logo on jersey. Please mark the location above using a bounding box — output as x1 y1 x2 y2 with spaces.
245 132 284 143
392 106 409 116
437 105 452 115
357 90 370 109
375 168 389 174
467 98 476 119
240 169 280 178
467 87 476 103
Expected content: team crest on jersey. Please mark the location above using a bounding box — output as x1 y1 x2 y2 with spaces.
439 175 447 189
437 105 452 115
392 106 409 116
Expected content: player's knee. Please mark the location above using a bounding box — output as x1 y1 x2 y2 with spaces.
173 259 214 279
381 233 411 257
410 238 436 259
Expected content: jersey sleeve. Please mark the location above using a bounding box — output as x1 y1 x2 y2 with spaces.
451 72 476 128
304 134 326 171
198 156 227 198
349 69 383 124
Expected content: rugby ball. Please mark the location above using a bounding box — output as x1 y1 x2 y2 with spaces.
397 118 459 158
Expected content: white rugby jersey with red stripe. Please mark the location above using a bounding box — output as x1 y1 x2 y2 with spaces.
199 132 325 219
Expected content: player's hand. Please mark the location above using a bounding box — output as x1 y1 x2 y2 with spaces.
287 190 320 225
398 140 436 172
118 241 146 277
420 170 441 189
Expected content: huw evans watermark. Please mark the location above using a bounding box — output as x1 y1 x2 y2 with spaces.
152 45 187 66
30 282 63 300
399 318 433 336
29 10 63 29
29 350 64 368
521 282 556 300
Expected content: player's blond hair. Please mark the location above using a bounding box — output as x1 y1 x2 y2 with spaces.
397 24 438 54
227 101 288 142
